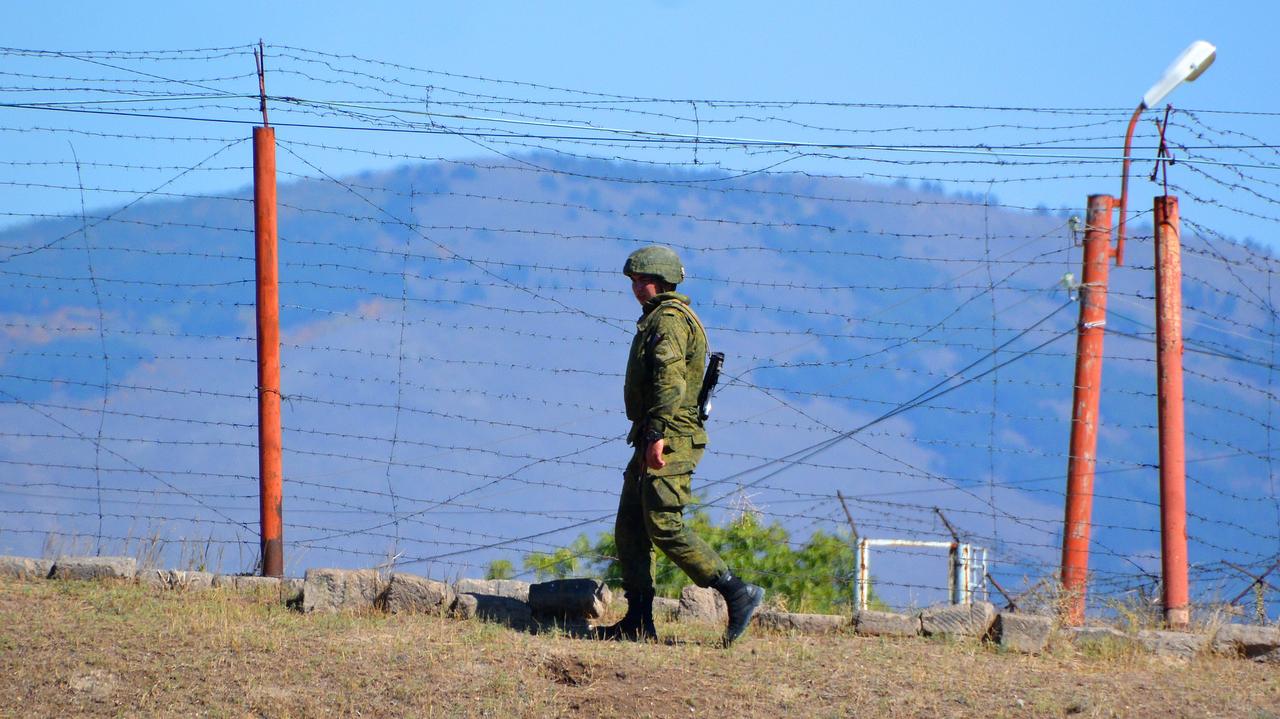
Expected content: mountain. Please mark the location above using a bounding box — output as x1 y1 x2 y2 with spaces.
2 153 1275 611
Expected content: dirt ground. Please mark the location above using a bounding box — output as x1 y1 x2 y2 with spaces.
1 577 1277 718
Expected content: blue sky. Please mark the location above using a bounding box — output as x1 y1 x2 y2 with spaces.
4 1 1277 244
6 1 1273 108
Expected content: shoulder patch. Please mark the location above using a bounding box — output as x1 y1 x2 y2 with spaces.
646 330 663 352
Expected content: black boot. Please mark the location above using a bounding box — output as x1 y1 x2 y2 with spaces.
592 588 656 641
712 571 765 647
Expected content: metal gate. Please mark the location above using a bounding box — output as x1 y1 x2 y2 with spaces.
853 538 988 610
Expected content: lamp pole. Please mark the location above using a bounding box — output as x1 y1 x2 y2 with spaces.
1154 195 1189 629
1114 40 1216 267
1061 194 1114 625
1060 40 1214 626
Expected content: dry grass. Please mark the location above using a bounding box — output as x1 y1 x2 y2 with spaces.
1 578 1278 718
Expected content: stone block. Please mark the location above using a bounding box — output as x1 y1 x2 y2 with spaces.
211 574 295 600
452 592 535 631
992 612 1054 653
1065 625 1132 651
0 556 53 580
302 568 386 613
754 610 847 634
528 578 611 620
383 574 456 614
1137 629 1206 659
280 577 304 603
233 575 282 593
138 568 169 587
139 568 214 590
920 601 996 638
454 578 529 602
653 596 680 620
1211 623 1280 661
171 570 215 591
677 585 726 624
50 556 137 581
854 610 921 637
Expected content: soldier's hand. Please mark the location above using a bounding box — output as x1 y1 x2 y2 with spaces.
645 439 667 470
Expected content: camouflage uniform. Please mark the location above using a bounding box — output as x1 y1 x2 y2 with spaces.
616 290 728 591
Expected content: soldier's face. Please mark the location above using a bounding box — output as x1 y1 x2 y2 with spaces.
629 274 662 305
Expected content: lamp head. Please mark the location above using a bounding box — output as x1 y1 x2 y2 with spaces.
1142 40 1217 109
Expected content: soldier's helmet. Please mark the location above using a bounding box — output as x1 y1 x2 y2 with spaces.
623 245 685 286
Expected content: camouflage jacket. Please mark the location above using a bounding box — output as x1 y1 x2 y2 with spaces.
624 291 709 446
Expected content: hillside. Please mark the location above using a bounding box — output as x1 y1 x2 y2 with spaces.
2 153 1277 613
1 578 1277 718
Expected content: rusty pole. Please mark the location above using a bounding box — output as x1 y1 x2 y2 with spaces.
1154 195 1189 629
253 126 283 577
252 44 283 578
1061 194 1114 625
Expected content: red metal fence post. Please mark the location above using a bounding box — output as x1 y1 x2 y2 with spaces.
1061 194 1114 625
1154 195 1189 629
253 125 284 578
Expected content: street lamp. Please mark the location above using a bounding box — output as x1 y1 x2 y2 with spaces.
1060 40 1216 628
1115 40 1216 265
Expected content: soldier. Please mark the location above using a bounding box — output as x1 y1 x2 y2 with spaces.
594 245 764 646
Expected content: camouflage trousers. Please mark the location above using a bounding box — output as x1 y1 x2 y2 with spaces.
614 443 727 592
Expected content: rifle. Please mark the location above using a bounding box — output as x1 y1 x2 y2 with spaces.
698 352 725 422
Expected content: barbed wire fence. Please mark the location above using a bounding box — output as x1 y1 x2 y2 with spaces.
1 44 1278 620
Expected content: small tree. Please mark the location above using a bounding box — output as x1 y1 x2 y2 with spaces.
523 534 592 581
485 558 515 580
523 505 875 614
